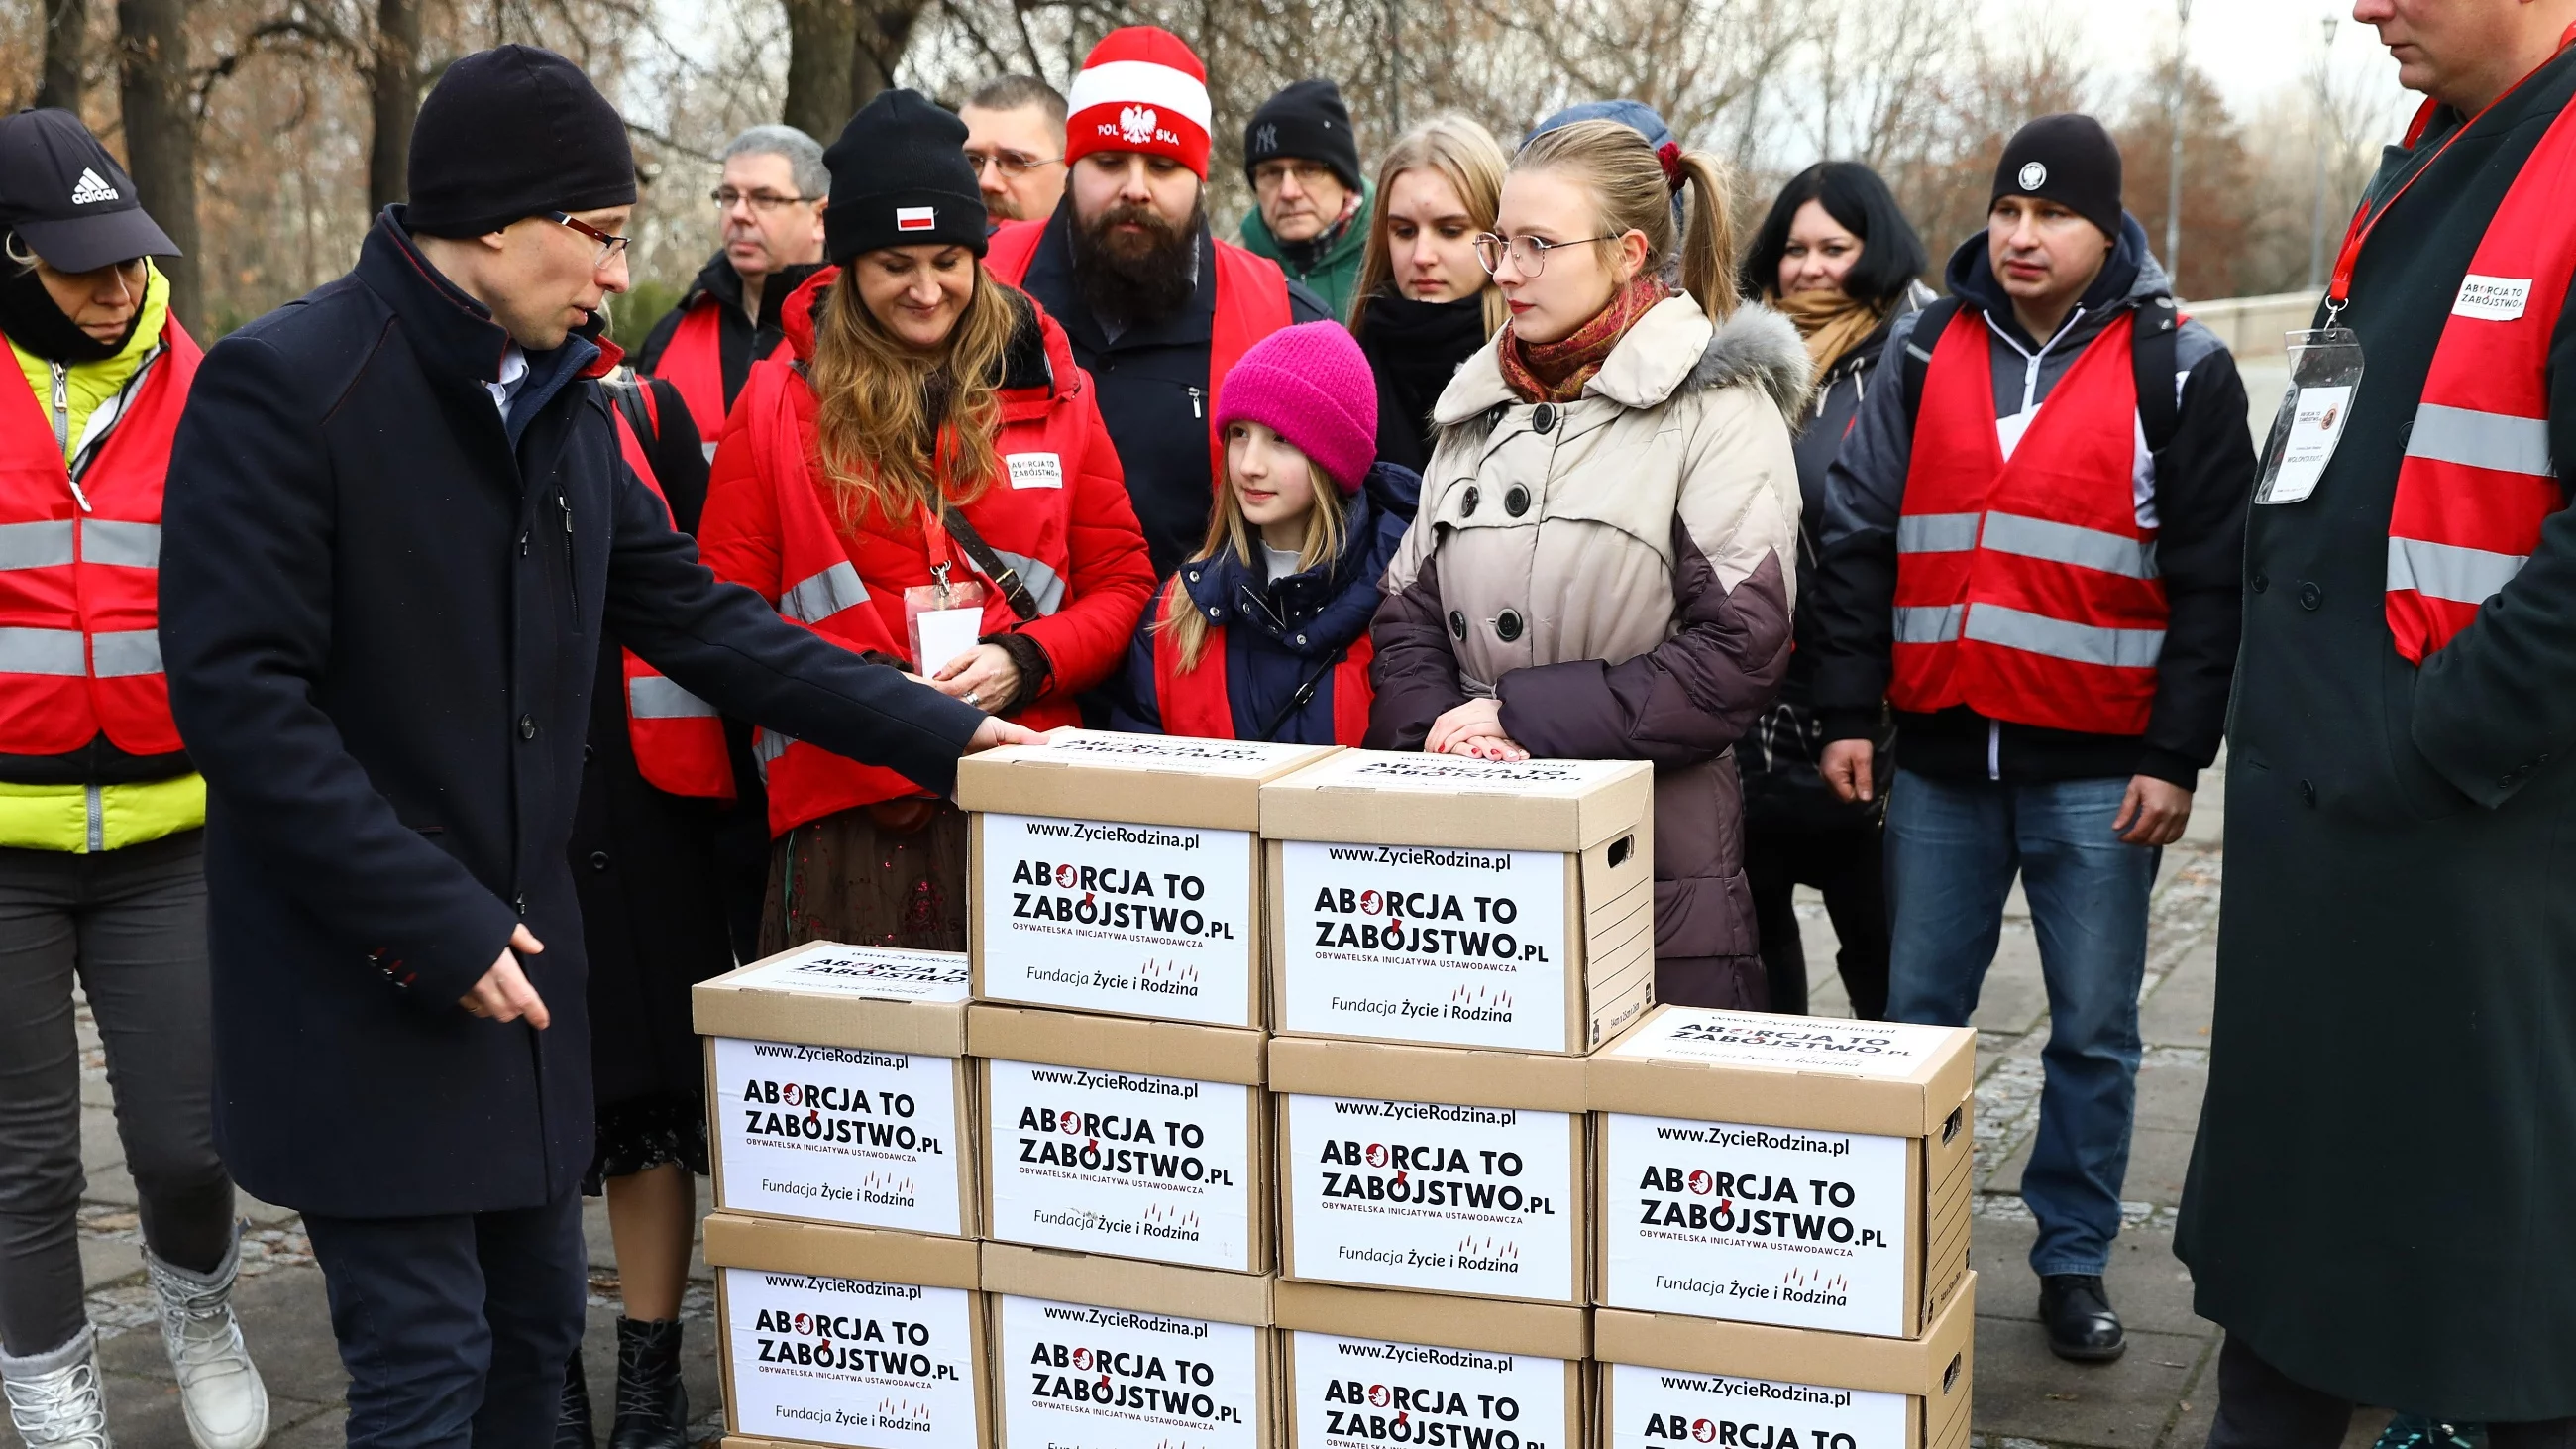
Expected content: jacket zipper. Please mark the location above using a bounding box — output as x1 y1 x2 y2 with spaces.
51 365 92 512
84 783 103 853
1187 386 1204 419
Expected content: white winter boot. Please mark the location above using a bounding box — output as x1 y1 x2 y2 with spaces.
145 1237 268 1449
0 1324 113 1449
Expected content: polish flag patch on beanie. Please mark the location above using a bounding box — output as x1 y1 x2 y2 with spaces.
1064 26 1213 179
896 205 937 232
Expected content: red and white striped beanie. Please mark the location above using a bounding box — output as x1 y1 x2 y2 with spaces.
1063 27 1214 179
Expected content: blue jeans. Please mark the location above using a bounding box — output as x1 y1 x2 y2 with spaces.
1883 770 2156 1278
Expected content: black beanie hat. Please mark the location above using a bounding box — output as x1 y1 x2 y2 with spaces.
406 46 636 238
823 90 989 263
1992 113 2123 242
1243 78 1362 193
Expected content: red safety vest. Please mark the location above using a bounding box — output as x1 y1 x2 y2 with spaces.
0 317 199 757
642 294 792 449
2383 92 2576 664
984 218 1294 489
606 389 735 800
1149 580 1373 744
1888 307 2169 736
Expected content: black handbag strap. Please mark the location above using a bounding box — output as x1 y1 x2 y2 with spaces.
939 504 1043 623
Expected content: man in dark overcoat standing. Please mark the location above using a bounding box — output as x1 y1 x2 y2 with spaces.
158 47 1036 1449
2178 0 2576 1439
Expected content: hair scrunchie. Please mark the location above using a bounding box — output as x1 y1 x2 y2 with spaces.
1655 141 1685 194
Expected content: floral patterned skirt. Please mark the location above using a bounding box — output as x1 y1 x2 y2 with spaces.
757 801 970 957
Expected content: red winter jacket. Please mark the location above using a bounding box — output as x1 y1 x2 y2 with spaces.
698 269 1153 836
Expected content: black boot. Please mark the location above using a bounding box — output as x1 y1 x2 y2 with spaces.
610 1318 688 1449
556 1347 594 1449
2038 1274 2126 1363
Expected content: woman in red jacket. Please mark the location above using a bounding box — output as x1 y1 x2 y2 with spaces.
698 88 1151 954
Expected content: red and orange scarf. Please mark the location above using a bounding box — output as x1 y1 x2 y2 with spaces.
1496 274 1669 404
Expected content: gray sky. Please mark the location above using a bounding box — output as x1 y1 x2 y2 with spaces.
2056 2 2413 124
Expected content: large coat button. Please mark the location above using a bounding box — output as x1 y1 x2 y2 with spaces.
1461 486 1480 517
2299 779 2316 807
1532 403 1556 433
2250 573 2268 593
1449 611 1467 640
518 714 537 740
1495 610 1525 642
2299 582 2322 611
588 851 611 871
1504 486 1531 517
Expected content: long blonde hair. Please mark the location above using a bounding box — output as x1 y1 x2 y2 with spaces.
1157 452 1350 672
1350 115 1511 338
807 262 1021 523
1510 119 1739 322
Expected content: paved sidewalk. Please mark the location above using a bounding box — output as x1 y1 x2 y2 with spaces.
13 767 2397 1448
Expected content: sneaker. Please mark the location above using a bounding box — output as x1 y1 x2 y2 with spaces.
146 1240 269 1449
0 1325 113 1449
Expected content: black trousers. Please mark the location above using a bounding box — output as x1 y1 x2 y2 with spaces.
2208 1337 2576 1448
304 1189 587 1449
1745 823 1890 1019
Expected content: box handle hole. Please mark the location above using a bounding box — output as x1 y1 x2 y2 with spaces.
1608 835 1633 868
1941 1352 1961 1393
1941 1105 1964 1145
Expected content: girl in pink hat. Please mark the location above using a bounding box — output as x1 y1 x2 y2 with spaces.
1113 321 1418 744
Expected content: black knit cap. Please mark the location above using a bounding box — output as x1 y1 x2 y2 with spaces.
1243 78 1362 193
405 46 636 238
823 89 989 263
1991 113 2123 242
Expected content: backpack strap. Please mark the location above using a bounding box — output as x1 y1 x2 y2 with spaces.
2131 297 2183 456
1899 295 1970 430
603 372 658 449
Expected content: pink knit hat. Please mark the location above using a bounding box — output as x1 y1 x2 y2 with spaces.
1214 322 1380 494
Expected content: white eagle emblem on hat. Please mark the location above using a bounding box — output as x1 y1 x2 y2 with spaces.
1119 105 1159 145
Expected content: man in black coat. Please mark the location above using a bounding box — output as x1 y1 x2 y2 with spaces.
159 48 1033 1449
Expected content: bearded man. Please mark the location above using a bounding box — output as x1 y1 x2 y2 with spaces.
985 26 1330 579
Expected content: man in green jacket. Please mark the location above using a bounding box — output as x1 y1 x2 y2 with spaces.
1238 78 1371 322
2177 0 2576 1440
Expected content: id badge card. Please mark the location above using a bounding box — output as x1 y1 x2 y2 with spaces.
2255 327 2366 505
906 578 986 674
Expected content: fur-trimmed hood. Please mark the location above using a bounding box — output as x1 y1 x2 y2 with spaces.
1432 295 1814 446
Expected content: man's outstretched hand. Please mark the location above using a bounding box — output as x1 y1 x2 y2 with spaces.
462 924 550 1028
967 717 1047 752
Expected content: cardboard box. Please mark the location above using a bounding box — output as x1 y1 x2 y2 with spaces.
982 1243 1279 1449
705 1214 990 1449
1276 1281 1587 1449
1594 1273 1976 1449
1271 1036 1589 1305
1259 751 1657 1055
1589 1008 1977 1339
960 730 1342 1029
695 944 978 1238
973 1004 1271 1273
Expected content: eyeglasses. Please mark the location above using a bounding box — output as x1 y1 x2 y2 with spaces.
710 187 814 212
1250 160 1338 190
551 212 630 268
1473 231 1620 278
964 148 1064 180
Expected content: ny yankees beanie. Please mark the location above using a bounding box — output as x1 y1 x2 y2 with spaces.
1991 113 2123 242
406 46 636 238
823 89 989 262
1243 79 1362 193
1063 27 1214 179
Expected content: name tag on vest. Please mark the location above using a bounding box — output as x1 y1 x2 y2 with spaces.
1005 452 1063 488
2454 276 2532 322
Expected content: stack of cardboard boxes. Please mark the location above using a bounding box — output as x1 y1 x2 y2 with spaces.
692 732 1978 1449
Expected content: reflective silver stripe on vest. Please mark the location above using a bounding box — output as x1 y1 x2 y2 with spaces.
0 627 88 675
1895 513 1981 553
2388 535 2527 605
752 727 794 781
983 548 1066 615
1964 604 2164 669
81 520 161 568
1892 604 1965 643
2407 403 2557 478
0 521 76 571
90 629 162 678
780 562 868 623
626 674 718 720
1980 511 2160 579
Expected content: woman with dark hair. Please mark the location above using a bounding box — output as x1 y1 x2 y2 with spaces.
1733 161 1929 1020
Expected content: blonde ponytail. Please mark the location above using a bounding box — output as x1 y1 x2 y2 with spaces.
1511 119 1741 322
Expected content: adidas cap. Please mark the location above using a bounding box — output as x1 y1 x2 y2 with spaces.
0 108 179 272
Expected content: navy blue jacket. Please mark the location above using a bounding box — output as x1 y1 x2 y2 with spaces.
160 211 986 1218
1114 464 1417 744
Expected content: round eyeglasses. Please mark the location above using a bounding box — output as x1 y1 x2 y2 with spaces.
1473 231 1620 278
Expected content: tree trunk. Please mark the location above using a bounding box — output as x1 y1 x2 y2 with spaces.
849 0 929 111
115 0 201 334
35 0 87 112
368 0 421 213
781 0 857 141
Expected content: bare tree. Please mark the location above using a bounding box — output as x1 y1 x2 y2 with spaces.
118 0 203 330
37 0 89 109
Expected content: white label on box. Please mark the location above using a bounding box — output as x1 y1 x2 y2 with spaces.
1603 1008 1954 1077
987 1059 1255 1270
713 1037 965 1235
725 942 972 1002
1283 1093 1576 1300
1601 1112 1911 1337
1278 839 1569 1051
722 1267 978 1449
997 1294 1262 1449
1606 1361 1907 1449
1291 1330 1570 1449
979 814 1255 1025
